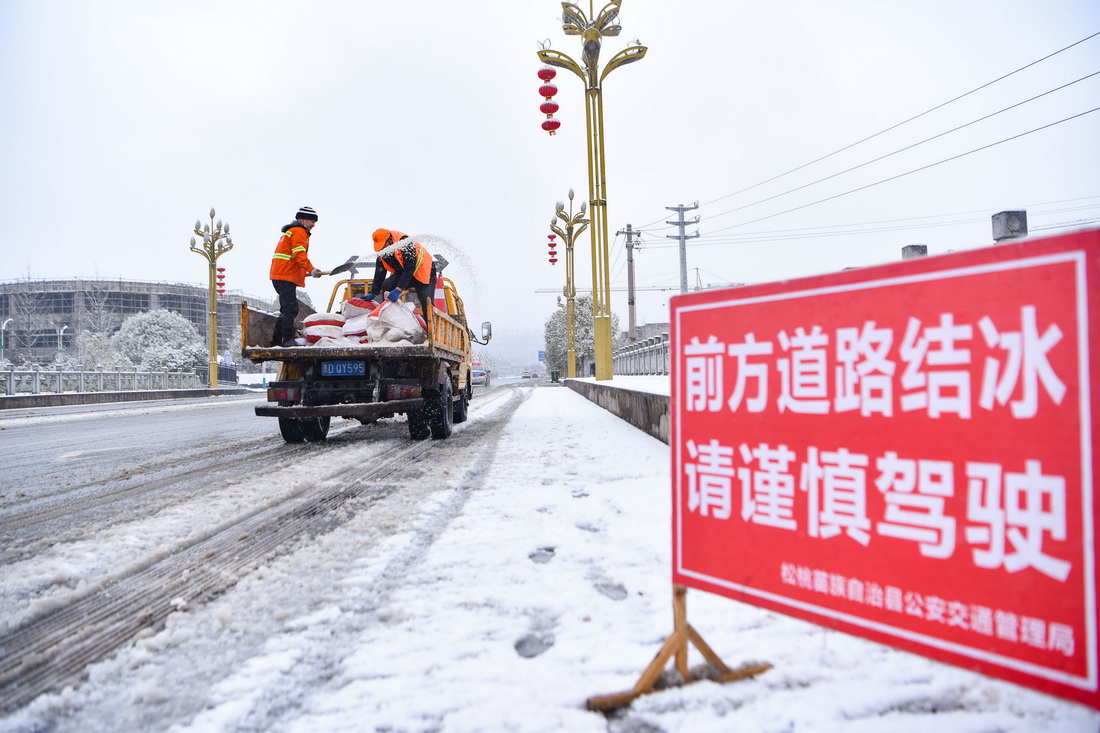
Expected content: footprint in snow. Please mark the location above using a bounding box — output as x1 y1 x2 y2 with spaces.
514 633 555 658
594 581 629 601
528 547 556 564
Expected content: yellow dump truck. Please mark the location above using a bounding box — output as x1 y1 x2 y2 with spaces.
240 267 490 442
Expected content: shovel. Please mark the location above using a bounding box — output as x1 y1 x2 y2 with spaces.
326 255 360 276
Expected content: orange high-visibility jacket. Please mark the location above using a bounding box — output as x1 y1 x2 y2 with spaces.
377 240 433 289
269 223 315 287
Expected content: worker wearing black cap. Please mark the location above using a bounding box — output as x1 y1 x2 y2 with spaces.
269 206 327 347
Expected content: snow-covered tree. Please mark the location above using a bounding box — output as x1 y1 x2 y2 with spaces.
55 331 134 369
111 309 207 371
542 295 621 374
472 350 496 371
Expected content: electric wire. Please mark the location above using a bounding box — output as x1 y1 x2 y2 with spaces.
636 197 1099 248
698 70 1100 226
630 30 1100 232
1032 217 1100 231
706 106 1100 234
655 196 1099 243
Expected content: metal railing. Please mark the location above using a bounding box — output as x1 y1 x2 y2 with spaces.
612 332 670 376
195 364 238 386
1 366 202 396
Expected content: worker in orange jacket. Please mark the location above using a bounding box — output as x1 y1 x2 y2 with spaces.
366 228 438 317
270 206 328 347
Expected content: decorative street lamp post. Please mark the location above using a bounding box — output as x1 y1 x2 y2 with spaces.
538 0 646 380
1 318 11 362
56 325 67 354
190 208 233 388
550 189 588 378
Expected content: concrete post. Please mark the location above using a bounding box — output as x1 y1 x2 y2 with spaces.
993 210 1028 242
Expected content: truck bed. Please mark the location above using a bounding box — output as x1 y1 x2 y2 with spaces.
242 342 456 362
240 301 468 364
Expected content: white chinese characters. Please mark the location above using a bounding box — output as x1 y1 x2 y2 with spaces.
682 442 1073 581
683 307 1066 419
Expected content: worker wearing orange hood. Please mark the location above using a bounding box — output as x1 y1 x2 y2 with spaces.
366 228 437 316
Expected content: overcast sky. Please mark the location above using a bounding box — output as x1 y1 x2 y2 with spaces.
1 0 1097 367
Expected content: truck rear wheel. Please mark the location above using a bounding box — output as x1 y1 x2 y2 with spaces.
279 416 330 443
407 405 431 440
301 416 330 441
424 387 453 439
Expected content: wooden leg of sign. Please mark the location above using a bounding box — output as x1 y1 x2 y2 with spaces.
586 585 772 711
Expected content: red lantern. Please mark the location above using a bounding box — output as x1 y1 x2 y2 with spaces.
548 234 557 240
539 69 561 136
549 257 558 265
548 249 557 256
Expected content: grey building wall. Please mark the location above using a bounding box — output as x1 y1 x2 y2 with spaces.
0 278 277 362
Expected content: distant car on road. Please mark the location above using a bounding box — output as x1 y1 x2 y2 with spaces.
471 368 490 386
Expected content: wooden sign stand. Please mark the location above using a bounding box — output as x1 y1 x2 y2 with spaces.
586 585 772 711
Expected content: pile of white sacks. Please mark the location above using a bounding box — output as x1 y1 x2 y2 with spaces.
300 297 428 347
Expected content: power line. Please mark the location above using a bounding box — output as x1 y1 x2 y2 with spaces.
699 70 1100 226
707 106 1100 234
1032 217 1100 231
632 30 1100 231
611 196 1100 287
696 31 1100 210
646 202 1100 247
642 195 1099 246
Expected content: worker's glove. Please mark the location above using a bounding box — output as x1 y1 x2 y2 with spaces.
386 289 402 302
310 268 322 278
363 294 376 303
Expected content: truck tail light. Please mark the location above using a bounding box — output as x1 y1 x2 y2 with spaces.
269 387 301 402
385 384 421 400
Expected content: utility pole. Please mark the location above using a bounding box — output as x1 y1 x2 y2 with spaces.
665 202 700 294
617 223 641 342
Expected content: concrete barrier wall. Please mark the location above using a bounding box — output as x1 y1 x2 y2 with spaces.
0 388 252 410
563 379 669 444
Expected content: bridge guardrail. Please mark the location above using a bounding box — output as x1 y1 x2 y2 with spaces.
612 332 670 376
1 366 202 396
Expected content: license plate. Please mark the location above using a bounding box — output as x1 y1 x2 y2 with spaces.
321 360 366 377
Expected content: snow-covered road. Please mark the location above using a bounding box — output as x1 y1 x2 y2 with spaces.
1 384 1097 731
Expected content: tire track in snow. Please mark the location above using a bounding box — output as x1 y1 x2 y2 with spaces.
0 387 529 717
158 387 532 731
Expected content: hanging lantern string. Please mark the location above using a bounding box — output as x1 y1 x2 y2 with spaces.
538 65 560 136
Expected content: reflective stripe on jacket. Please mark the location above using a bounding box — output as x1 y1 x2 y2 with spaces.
269 222 315 287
